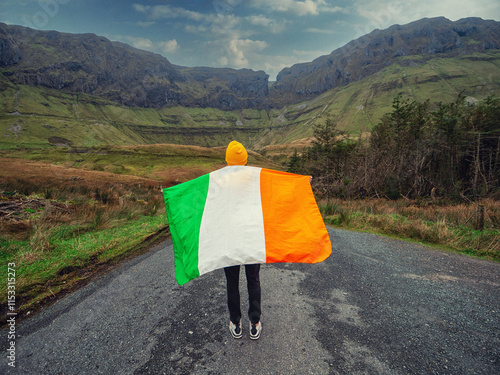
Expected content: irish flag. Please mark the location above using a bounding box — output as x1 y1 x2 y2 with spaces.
163 166 332 285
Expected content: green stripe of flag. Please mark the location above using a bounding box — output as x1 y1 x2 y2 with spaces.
163 174 209 285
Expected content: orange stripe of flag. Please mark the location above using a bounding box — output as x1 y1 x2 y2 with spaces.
260 169 332 263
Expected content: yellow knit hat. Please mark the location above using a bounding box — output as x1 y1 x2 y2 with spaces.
225 140 248 166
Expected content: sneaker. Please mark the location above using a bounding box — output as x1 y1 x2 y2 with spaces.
229 321 242 339
249 321 262 340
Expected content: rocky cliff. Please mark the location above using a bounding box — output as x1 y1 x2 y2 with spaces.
270 17 500 106
0 23 269 110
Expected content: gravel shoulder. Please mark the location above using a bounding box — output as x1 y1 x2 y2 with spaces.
1 227 499 374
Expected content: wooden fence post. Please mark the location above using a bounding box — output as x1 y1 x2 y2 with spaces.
477 204 485 231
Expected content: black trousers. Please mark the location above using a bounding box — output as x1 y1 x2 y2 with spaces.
224 264 261 325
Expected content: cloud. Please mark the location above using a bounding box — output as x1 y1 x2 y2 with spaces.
184 24 207 34
137 21 155 27
225 38 269 68
304 27 338 34
174 10 285 39
115 35 179 55
158 39 179 54
286 0 322 16
128 1 347 77
320 5 347 14
130 3 279 72
248 0 346 16
204 13 244 38
132 3 204 21
123 36 154 50
353 0 500 33
249 0 326 16
133 3 287 44
247 14 288 33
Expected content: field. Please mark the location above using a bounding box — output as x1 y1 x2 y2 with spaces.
1 144 498 323
0 144 278 320
0 156 162 316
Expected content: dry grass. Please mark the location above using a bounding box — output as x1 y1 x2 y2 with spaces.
0 157 158 186
0 156 168 248
321 198 500 260
154 166 221 186
326 198 500 228
259 138 314 158
0 156 173 313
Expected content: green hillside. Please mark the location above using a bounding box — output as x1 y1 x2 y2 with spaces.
0 79 279 149
259 51 500 147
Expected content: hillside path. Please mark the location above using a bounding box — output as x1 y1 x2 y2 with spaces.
1 227 499 374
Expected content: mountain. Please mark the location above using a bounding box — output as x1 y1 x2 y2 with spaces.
0 23 269 110
1 18 499 111
270 17 500 106
1 17 500 151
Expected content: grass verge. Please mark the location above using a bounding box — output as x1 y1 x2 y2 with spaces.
319 198 499 261
0 153 177 324
0 212 169 324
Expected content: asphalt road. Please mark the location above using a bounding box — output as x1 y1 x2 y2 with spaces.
1 227 499 374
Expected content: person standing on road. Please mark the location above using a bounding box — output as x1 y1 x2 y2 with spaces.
224 140 262 340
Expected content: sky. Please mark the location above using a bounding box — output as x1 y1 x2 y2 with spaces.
1 0 500 80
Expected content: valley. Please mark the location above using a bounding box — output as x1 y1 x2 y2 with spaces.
0 16 499 321
2 51 500 153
